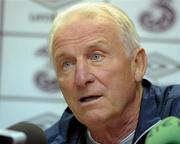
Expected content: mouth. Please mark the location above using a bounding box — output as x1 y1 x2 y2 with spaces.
80 95 102 103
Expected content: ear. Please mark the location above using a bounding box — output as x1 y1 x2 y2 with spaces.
132 48 147 82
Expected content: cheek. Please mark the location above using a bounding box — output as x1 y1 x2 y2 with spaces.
95 62 135 98
58 73 75 91
94 64 130 87
58 79 74 102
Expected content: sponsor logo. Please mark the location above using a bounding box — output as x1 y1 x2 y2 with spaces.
30 0 80 10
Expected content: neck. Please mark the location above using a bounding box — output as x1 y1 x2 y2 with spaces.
89 84 143 144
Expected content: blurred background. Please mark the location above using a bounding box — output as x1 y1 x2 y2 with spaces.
0 0 180 130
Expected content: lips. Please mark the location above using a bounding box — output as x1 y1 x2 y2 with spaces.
79 95 102 103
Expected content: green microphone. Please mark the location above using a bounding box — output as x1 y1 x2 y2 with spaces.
145 116 180 144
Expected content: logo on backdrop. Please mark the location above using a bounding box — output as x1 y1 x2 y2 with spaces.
30 0 109 10
30 0 81 10
139 0 176 32
29 0 81 23
29 0 109 23
34 46 59 93
146 52 180 80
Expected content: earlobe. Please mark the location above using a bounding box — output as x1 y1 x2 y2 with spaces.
133 48 148 82
135 71 144 82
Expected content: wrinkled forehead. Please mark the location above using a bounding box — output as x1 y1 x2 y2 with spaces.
51 14 120 52
59 9 117 31
52 5 120 40
55 13 117 35
49 4 124 56
58 25 120 56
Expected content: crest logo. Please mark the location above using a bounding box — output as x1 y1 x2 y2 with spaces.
139 0 176 32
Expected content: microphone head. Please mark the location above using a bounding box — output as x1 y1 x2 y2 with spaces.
8 122 47 144
145 116 180 144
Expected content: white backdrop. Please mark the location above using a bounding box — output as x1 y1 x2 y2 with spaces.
0 0 180 129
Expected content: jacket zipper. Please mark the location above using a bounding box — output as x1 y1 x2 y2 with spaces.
133 120 161 144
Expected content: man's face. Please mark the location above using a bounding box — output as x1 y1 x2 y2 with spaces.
53 18 138 127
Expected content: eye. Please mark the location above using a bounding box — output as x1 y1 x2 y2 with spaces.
90 52 103 61
62 61 74 71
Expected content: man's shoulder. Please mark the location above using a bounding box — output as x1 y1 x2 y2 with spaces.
152 83 180 102
45 107 74 143
45 121 61 143
133 80 180 143
151 82 180 117
143 79 180 100
164 84 180 98
161 84 180 117
45 107 86 144
142 79 180 117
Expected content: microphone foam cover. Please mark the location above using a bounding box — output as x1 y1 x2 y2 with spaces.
145 116 180 144
8 122 47 144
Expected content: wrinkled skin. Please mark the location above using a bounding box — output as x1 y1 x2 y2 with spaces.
52 18 147 143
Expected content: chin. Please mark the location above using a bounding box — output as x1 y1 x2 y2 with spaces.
80 111 108 128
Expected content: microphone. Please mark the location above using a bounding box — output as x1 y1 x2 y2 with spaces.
0 122 48 144
145 116 180 144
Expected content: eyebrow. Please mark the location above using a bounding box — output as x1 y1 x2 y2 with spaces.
54 38 109 60
86 38 110 50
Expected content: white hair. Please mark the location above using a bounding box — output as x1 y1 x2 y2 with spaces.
49 2 140 59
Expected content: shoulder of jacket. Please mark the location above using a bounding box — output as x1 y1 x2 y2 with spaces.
155 84 180 100
45 107 73 143
152 84 180 118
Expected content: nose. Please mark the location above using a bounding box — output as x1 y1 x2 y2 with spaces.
75 60 94 88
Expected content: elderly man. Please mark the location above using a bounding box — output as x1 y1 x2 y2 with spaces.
45 2 180 144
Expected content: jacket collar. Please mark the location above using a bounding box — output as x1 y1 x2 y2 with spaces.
133 79 161 143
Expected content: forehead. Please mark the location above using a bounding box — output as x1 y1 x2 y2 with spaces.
52 18 121 53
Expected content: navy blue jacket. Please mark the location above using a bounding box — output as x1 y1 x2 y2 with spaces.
45 79 180 144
